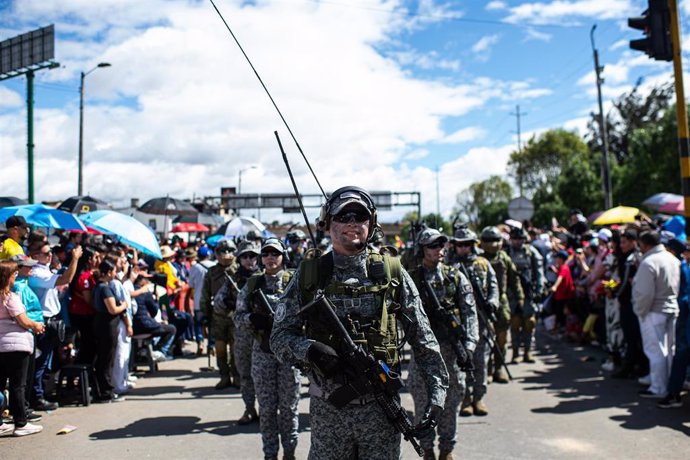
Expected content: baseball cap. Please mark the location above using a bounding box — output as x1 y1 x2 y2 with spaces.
261 238 285 254
237 240 261 257
198 246 212 258
596 228 612 242
6 216 29 229
10 254 37 267
329 190 372 216
417 228 448 247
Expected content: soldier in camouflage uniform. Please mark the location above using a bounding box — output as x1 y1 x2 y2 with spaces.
232 240 263 424
450 226 499 416
271 186 448 460
479 227 524 384
506 227 545 363
200 239 241 390
236 238 300 460
285 229 307 269
408 228 478 460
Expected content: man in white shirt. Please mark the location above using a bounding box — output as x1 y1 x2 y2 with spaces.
28 243 82 411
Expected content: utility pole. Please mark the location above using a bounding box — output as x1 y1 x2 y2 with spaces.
435 166 440 229
511 105 526 196
667 1 690 232
591 25 613 210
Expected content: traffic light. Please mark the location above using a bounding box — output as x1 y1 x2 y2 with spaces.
628 0 672 61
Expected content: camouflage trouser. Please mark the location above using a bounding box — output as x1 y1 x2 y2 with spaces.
234 326 256 409
308 395 401 460
491 302 511 373
408 342 466 452
211 312 238 380
510 313 536 354
467 327 490 401
251 347 301 458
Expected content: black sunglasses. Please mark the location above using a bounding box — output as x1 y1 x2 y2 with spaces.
426 241 445 249
239 253 258 259
261 250 282 258
454 241 474 248
332 211 370 224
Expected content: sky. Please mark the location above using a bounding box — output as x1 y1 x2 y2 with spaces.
1 0 689 224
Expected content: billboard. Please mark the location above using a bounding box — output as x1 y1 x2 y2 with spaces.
0 25 55 76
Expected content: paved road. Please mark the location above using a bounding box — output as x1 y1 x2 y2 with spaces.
2 332 688 459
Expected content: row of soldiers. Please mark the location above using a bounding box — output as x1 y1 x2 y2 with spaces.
196 186 546 460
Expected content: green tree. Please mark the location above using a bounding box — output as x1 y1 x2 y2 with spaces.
454 175 512 229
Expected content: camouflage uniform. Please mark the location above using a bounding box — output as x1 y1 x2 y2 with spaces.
200 262 241 385
236 269 300 459
270 250 448 460
507 240 545 361
407 262 478 454
454 253 499 406
482 248 524 382
231 266 260 412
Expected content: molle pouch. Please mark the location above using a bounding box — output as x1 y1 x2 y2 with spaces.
369 260 386 283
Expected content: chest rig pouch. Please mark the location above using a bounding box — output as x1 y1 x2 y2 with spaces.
247 270 294 353
414 265 461 340
299 251 402 369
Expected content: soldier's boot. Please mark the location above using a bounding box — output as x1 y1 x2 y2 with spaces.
523 316 537 363
523 350 536 363
215 375 232 390
263 456 278 460
237 406 258 425
439 450 454 460
460 396 474 417
510 349 520 364
473 399 488 416
493 366 509 384
283 451 296 460
423 449 436 460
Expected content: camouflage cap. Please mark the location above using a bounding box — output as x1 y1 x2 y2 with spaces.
236 240 261 257
417 228 448 247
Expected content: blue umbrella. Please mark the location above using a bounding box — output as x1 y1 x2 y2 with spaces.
642 193 682 210
0 204 87 231
79 210 162 258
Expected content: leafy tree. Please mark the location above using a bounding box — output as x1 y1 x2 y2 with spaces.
507 129 589 195
585 80 674 163
454 175 512 229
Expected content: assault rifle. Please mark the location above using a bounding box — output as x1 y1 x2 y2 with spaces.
456 263 512 381
300 294 425 457
252 288 275 353
421 279 474 379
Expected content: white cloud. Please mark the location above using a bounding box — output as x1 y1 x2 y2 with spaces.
439 126 486 144
404 149 430 160
391 50 460 71
472 34 501 59
0 87 23 108
503 0 635 25
486 1 508 11
524 27 552 42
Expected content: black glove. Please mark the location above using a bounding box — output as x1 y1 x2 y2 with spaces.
306 342 341 378
412 404 442 438
249 313 270 330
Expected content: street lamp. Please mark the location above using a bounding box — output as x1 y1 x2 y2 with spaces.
237 165 257 217
78 62 111 196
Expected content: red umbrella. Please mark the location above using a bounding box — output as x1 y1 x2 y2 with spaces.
171 222 209 233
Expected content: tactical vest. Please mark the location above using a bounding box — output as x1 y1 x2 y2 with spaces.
462 256 491 299
508 246 533 283
299 251 402 369
409 263 462 341
246 270 294 353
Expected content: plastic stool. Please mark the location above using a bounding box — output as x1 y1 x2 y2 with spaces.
130 333 158 373
56 364 91 406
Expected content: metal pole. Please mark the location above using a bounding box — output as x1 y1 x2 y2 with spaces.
668 0 690 231
591 25 613 209
27 70 35 204
78 71 85 196
435 166 440 228
237 169 242 217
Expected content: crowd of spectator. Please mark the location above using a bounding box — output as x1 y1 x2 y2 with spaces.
0 216 215 437
517 208 690 408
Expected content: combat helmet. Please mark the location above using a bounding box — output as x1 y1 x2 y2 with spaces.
480 226 503 254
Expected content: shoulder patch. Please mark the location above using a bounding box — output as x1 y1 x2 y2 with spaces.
274 303 287 323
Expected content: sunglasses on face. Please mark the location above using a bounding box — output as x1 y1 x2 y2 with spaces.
239 254 257 260
332 211 370 224
217 249 234 255
454 242 474 248
426 242 445 249
261 251 282 258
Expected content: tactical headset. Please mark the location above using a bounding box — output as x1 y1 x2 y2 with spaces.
317 186 378 238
